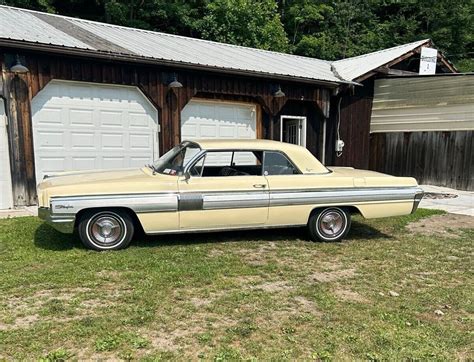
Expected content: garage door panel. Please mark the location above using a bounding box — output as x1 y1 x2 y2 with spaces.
99 110 123 127
36 107 62 126
181 100 256 143
70 109 94 126
71 132 96 149
101 156 125 169
130 134 153 150
36 131 65 149
33 81 159 180
218 125 235 138
72 157 97 170
101 133 124 149
129 112 152 128
38 156 67 174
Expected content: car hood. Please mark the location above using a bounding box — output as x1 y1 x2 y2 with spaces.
37 168 178 207
40 168 148 187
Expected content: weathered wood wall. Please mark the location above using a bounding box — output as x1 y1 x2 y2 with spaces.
325 79 374 168
325 94 373 168
1 49 331 206
369 131 473 190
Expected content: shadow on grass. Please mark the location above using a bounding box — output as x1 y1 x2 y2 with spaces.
34 223 84 251
34 219 391 251
348 220 392 241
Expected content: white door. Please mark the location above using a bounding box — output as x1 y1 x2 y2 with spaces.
280 115 307 147
181 99 256 141
32 81 159 181
0 99 13 209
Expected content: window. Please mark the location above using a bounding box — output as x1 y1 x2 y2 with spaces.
191 150 263 177
153 142 200 176
263 151 299 175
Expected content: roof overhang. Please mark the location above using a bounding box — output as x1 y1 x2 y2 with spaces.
0 39 358 88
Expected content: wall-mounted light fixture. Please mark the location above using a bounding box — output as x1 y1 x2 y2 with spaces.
10 55 29 75
168 73 183 88
273 84 285 98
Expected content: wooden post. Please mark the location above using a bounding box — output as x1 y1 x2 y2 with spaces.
2 66 36 206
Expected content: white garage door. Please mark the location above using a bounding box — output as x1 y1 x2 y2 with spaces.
0 99 13 209
181 100 256 141
32 81 159 181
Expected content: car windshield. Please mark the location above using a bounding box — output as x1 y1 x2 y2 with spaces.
152 142 201 175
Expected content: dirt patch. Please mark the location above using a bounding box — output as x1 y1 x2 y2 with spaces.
293 296 322 315
251 281 293 293
0 285 131 330
309 268 356 283
333 288 369 303
407 214 474 238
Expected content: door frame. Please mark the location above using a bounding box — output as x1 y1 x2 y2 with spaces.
280 115 307 147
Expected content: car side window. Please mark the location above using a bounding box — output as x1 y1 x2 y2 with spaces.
263 151 299 175
194 151 263 177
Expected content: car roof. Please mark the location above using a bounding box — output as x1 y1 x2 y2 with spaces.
184 139 329 174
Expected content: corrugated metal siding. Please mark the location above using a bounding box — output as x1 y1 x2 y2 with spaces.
371 75 474 132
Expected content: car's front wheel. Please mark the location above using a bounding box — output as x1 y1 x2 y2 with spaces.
308 207 351 242
78 210 134 251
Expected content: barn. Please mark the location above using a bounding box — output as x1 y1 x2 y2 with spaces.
0 5 461 209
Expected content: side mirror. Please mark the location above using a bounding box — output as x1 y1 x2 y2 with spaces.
184 171 191 180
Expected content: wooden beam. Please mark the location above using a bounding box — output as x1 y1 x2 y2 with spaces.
375 66 418 76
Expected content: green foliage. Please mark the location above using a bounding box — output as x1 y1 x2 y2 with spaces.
196 0 289 52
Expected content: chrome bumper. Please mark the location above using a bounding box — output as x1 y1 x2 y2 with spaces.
38 207 75 233
411 189 424 213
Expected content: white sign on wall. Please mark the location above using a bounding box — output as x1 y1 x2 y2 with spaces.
419 47 438 75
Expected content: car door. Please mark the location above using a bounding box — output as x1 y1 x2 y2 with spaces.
263 150 314 226
178 150 269 230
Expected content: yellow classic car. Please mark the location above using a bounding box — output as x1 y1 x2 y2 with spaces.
37 139 423 251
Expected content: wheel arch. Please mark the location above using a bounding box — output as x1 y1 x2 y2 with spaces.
74 206 144 234
308 205 361 224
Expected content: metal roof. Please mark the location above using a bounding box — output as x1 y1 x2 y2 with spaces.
332 39 430 81
0 6 446 85
0 5 342 85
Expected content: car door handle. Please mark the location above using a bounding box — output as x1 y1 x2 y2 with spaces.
253 184 267 188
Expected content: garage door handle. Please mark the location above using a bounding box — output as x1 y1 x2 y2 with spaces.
253 184 266 188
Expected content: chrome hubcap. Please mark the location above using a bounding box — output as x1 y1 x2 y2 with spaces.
319 211 344 236
91 216 121 244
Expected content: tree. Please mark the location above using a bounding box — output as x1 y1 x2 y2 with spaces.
195 0 289 52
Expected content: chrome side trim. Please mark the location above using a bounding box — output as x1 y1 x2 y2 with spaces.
48 186 423 219
50 193 178 215
38 207 75 233
270 187 421 207
203 191 269 210
411 190 424 213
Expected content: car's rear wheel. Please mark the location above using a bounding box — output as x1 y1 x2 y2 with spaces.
308 207 351 242
78 210 134 251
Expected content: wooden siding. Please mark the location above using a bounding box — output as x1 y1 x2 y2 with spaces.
325 94 373 168
371 75 474 132
370 131 473 191
1 49 331 206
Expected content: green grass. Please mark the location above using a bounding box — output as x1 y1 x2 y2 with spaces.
0 208 472 360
